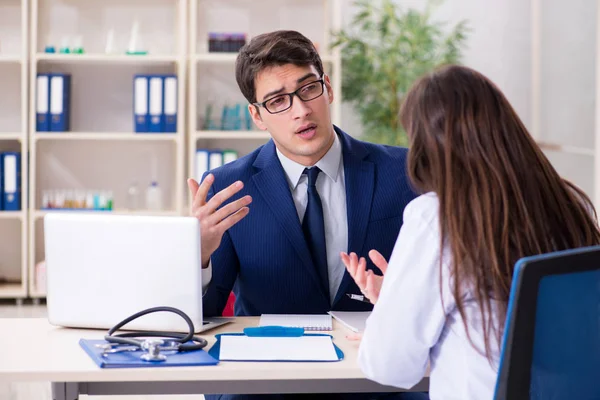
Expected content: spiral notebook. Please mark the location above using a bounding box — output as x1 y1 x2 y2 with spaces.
259 314 333 331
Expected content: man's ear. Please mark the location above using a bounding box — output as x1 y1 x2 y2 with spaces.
248 104 267 131
324 74 334 104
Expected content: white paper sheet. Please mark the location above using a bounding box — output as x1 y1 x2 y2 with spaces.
219 335 339 361
259 314 332 331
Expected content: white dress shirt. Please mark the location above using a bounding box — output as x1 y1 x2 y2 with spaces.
276 132 348 304
358 192 501 400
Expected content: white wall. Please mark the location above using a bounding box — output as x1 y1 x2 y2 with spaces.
339 0 597 200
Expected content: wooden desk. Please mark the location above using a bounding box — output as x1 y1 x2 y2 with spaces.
0 317 429 399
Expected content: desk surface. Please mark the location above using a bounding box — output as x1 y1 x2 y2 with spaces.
0 316 404 386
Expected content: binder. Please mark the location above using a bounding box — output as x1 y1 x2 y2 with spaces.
163 75 177 133
1 152 20 211
133 75 149 132
79 339 219 368
209 326 344 362
208 151 223 170
49 73 71 132
36 74 50 132
195 149 209 183
0 157 3 210
148 75 164 133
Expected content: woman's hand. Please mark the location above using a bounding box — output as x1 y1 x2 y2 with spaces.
340 249 388 304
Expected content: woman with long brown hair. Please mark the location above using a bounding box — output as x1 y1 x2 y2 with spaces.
341 64 600 399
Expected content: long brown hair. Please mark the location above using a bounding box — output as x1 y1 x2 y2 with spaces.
400 64 600 361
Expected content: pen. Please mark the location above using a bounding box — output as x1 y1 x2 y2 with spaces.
346 293 371 303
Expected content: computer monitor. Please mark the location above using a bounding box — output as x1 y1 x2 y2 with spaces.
494 245 600 399
44 212 229 333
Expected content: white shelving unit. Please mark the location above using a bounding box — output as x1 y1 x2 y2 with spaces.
0 0 28 302
32 132 180 142
0 0 344 299
186 0 342 210
27 0 188 299
35 53 180 64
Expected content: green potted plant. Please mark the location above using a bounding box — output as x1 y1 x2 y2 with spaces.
331 0 469 146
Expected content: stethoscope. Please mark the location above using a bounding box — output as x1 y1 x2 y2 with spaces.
95 306 208 362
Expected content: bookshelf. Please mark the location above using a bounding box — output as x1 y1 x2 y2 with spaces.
0 0 345 301
35 53 179 64
27 0 188 299
0 0 28 302
186 0 342 209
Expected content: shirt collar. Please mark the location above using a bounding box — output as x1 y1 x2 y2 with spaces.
277 131 343 190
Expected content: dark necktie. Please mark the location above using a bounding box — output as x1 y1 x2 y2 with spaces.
302 167 330 300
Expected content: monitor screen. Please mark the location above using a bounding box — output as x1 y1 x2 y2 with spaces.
530 269 600 399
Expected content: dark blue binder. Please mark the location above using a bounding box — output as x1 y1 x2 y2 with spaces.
133 74 150 132
148 75 164 133
0 155 3 210
79 339 219 368
163 74 177 133
209 326 344 362
1 152 20 211
49 73 71 132
36 73 51 132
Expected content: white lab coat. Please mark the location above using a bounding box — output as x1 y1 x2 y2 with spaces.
358 192 501 400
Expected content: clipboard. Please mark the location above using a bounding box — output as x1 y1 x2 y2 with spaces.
208 326 344 362
79 339 219 368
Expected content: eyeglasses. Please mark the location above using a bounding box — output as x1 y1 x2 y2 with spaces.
253 77 326 114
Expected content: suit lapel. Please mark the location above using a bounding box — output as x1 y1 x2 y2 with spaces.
252 141 327 299
333 128 375 305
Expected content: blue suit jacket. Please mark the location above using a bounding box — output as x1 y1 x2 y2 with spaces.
202 126 418 317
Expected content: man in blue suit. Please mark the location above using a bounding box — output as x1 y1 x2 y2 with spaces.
187 30 426 400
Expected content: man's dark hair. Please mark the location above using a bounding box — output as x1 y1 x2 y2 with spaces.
235 30 324 104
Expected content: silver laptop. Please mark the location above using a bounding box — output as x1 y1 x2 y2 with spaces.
44 212 232 333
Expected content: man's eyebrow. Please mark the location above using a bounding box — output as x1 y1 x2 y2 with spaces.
260 73 319 102
296 72 318 84
261 86 285 102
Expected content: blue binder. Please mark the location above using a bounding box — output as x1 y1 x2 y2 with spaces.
0 156 3 210
49 73 71 132
209 326 344 362
79 339 219 368
148 75 164 133
1 152 20 211
133 75 149 132
36 74 50 132
163 74 177 133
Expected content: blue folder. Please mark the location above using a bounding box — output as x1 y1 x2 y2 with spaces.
36 74 51 132
163 74 178 133
148 75 164 133
1 152 20 211
79 339 219 368
208 326 344 362
133 74 149 133
49 73 71 132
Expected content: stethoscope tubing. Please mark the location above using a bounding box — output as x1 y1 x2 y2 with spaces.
104 306 208 352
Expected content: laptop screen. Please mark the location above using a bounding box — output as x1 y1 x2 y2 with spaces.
529 269 600 398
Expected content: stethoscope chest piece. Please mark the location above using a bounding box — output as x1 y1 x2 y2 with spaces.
140 339 167 362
